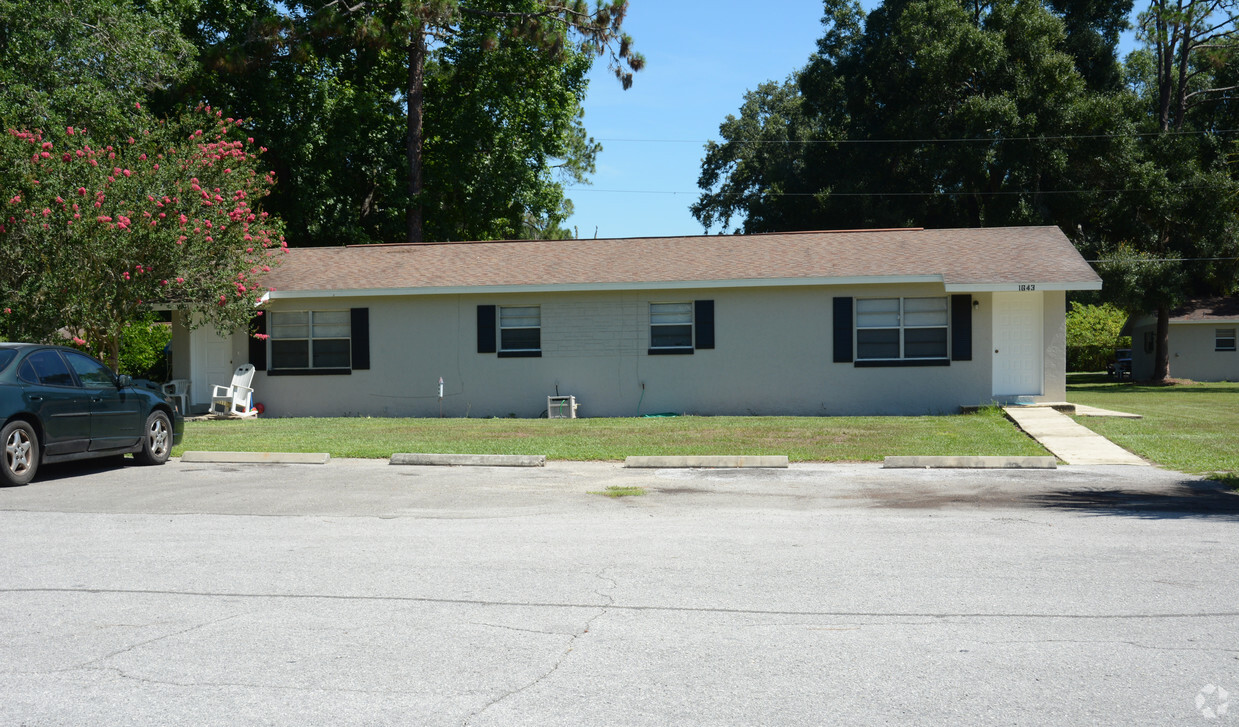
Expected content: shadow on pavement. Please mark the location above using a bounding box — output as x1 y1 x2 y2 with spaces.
1031 480 1239 519
22 457 132 485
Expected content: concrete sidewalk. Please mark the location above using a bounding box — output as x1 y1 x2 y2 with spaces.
1003 406 1148 465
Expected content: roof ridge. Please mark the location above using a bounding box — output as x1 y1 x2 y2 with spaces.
341 227 927 249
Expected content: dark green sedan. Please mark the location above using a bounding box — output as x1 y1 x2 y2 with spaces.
0 343 183 486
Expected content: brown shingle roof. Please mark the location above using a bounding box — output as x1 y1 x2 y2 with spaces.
261 226 1100 294
1170 296 1239 321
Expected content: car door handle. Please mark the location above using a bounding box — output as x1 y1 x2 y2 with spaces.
28 395 43 402
91 397 103 403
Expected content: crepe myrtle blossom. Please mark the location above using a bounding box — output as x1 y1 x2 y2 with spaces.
0 106 284 369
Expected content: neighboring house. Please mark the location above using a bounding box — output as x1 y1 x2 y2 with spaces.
1128 297 1239 381
168 226 1101 417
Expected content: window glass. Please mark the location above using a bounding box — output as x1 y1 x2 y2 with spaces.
650 302 692 325
64 351 116 387
26 351 75 387
312 310 351 338
857 329 900 359
18 360 38 384
651 325 693 349
650 303 694 349
500 306 541 351
855 297 949 360
1217 328 1236 352
269 310 350 369
271 311 309 339
500 327 541 352
500 306 540 329
271 340 309 369
905 328 948 358
903 297 948 327
312 339 351 368
0 349 16 373
856 298 899 328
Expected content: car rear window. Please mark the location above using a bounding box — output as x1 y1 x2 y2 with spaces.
0 349 15 373
24 350 76 387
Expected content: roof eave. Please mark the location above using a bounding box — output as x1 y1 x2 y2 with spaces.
944 280 1102 293
265 274 951 299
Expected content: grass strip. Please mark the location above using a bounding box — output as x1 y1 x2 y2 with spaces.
173 407 1045 462
1068 375 1239 474
590 486 647 498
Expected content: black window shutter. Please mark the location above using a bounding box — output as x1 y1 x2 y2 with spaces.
249 313 267 371
951 294 972 361
477 305 497 353
833 297 854 363
695 300 715 350
351 308 370 370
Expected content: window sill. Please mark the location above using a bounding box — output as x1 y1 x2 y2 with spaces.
854 358 950 368
266 368 352 376
498 350 542 358
648 347 694 356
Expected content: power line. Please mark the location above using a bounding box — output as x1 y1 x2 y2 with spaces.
594 128 1239 145
566 184 1232 197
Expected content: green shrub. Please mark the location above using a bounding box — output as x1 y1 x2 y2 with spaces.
116 317 172 380
1066 301 1130 371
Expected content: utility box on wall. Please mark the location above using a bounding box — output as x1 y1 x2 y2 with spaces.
547 395 578 419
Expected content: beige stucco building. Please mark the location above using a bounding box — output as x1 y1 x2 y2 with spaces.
1128 297 1239 381
170 226 1102 417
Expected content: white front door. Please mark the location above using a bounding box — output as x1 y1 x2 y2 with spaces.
992 292 1043 397
190 324 234 408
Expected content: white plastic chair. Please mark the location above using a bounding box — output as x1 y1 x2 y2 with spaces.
162 379 190 415
209 364 258 418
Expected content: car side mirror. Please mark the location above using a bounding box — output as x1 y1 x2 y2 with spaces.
116 374 132 388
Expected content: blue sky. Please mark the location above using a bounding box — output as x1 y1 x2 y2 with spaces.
563 2 828 240
563 1 1142 240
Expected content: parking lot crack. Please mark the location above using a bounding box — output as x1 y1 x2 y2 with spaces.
461 567 617 727
72 666 434 695
57 613 248 674
469 622 568 637
970 637 1239 654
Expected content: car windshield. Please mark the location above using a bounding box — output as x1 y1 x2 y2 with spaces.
0 349 16 373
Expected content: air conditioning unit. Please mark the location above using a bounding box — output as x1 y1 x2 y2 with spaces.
547 395 578 419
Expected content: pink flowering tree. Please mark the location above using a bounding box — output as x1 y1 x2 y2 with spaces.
0 104 285 370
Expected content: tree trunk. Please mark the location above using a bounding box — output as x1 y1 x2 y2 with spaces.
1152 305 1171 382
106 336 121 374
407 22 426 244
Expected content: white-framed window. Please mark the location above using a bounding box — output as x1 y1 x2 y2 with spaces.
499 306 541 353
650 302 694 350
1217 328 1236 352
856 297 948 360
270 310 351 370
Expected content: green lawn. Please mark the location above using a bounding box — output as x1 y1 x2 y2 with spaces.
1068 374 1239 474
173 408 1048 462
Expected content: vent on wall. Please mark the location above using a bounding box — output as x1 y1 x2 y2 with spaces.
548 396 578 419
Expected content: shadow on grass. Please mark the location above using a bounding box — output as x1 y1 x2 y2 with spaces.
1031 480 1239 520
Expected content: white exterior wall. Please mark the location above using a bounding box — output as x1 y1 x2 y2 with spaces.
1041 290 1068 401
216 284 1067 418
1130 319 1239 381
169 313 250 409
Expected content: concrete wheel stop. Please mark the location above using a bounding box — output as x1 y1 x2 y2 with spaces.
180 451 331 464
390 453 546 467
624 455 789 469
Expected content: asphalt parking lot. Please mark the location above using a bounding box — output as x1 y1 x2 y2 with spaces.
2 459 1237 726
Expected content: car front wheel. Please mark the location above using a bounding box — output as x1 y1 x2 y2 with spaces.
2 420 39 486
133 411 172 466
